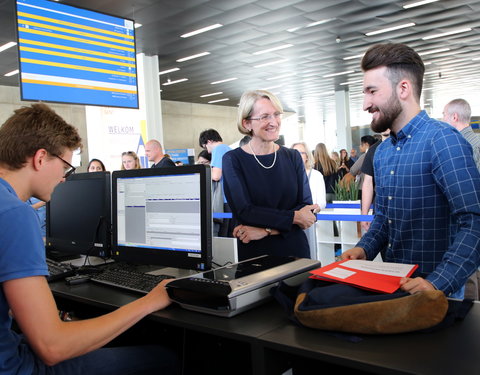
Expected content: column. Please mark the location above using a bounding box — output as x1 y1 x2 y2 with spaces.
335 89 352 150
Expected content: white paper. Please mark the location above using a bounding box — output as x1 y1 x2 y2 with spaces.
341 260 415 277
324 268 356 280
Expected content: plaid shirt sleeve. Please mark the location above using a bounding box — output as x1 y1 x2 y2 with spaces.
357 111 480 295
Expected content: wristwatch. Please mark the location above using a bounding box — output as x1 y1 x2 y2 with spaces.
265 228 272 236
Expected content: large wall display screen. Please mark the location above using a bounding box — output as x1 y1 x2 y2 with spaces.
16 0 139 108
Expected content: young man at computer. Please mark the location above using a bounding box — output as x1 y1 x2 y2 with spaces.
0 104 177 374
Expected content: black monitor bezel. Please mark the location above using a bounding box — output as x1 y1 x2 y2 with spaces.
111 165 212 271
46 171 112 257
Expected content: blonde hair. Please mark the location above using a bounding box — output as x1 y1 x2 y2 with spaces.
291 142 313 170
313 143 337 176
121 151 141 170
236 90 283 136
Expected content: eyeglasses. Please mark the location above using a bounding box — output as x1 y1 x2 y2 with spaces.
53 154 76 178
122 151 135 156
247 112 283 123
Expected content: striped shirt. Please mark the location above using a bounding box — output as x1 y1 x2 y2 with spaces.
357 110 480 295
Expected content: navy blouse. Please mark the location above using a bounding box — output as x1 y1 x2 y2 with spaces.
222 146 313 260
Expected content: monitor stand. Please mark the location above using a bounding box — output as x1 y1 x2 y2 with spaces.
46 250 81 262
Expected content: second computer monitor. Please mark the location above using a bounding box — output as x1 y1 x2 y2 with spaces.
112 165 212 271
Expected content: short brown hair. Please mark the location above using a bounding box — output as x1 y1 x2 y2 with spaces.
0 103 82 170
361 43 425 101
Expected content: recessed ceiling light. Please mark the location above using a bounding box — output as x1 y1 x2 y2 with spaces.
200 92 223 97
266 73 295 81
158 67 180 75
254 59 288 68
252 44 293 55
418 48 450 56
180 24 223 38
403 0 439 9
210 77 237 85
0 42 17 53
306 18 336 28
365 23 415 36
343 54 364 61
323 70 355 78
176 52 210 62
422 28 472 40
208 98 229 104
4 69 19 77
340 79 363 86
162 78 188 86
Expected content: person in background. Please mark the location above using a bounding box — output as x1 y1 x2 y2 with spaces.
145 139 176 168
360 130 390 232
291 142 326 210
196 149 211 165
341 43 480 298
198 129 232 237
223 90 319 261
313 143 340 203
27 196 46 238
330 151 340 167
0 103 176 374
87 158 106 172
350 148 358 162
338 148 354 178
349 135 377 200
121 151 141 170
443 98 480 171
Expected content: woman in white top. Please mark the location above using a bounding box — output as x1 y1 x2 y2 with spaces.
292 142 326 209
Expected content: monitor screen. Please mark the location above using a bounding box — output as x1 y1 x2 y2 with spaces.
15 0 139 108
46 172 111 257
112 165 212 271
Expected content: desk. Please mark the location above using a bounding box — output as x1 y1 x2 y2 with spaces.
50 281 480 375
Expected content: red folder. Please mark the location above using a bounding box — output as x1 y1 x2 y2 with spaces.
309 260 418 294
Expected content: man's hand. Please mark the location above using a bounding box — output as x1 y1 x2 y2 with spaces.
399 277 435 294
340 247 366 260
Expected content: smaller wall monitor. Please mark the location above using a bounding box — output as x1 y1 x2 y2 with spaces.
112 165 212 271
16 0 138 108
46 172 111 258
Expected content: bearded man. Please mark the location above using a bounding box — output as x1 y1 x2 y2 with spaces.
341 43 480 299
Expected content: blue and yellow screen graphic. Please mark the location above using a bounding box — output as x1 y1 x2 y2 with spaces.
16 0 139 108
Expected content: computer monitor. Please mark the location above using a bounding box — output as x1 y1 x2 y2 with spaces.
112 165 212 271
46 172 111 258
16 0 139 108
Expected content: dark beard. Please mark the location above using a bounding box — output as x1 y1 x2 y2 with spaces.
370 93 402 133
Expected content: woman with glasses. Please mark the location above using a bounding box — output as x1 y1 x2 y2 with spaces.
121 151 141 170
222 90 319 261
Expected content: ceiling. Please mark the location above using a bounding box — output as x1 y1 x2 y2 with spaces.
1 0 480 126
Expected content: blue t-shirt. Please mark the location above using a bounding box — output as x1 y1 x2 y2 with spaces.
211 143 231 203
0 178 48 374
26 197 46 237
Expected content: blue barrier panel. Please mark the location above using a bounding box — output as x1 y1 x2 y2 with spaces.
213 212 374 221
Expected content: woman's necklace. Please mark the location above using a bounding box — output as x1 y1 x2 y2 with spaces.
248 141 277 169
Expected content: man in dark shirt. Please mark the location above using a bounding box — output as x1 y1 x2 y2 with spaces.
145 139 176 168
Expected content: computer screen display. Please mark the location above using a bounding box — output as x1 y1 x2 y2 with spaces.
112 165 212 271
46 172 111 257
15 0 139 108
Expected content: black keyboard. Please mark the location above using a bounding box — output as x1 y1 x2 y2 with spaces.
46 258 76 282
90 267 175 294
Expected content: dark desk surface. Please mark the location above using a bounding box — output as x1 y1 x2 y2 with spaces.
258 301 480 375
51 281 480 375
50 280 289 343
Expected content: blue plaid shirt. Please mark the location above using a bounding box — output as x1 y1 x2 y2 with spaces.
357 110 480 295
